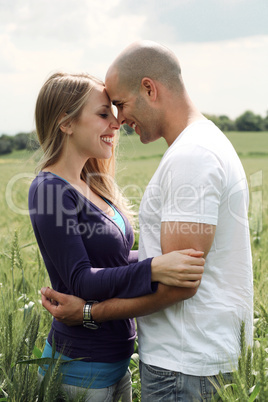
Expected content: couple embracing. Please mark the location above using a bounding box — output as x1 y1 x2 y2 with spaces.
29 40 253 402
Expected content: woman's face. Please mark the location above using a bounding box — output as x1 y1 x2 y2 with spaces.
69 85 120 160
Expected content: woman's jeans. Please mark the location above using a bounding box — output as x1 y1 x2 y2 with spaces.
139 360 232 402
38 369 132 402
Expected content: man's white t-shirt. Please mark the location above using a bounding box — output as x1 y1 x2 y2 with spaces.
137 120 253 376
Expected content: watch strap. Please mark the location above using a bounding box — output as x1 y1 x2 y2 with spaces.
83 301 100 329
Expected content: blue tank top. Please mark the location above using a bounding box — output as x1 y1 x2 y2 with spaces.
39 340 130 389
103 198 126 235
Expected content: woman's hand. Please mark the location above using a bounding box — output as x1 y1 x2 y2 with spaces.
151 249 205 288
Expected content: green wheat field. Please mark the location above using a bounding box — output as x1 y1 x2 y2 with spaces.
0 132 267 401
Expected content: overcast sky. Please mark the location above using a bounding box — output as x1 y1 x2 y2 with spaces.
0 0 267 135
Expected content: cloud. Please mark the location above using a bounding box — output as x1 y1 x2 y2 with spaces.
0 0 267 134
113 0 268 42
0 0 145 49
0 0 148 134
0 0 147 74
171 35 268 118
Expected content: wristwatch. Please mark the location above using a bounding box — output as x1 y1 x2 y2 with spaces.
83 301 100 329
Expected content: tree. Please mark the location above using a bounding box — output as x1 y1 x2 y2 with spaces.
13 133 29 150
235 111 263 131
203 114 236 131
0 135 13 155
261 111 268 131
218 115 236 131
26 131 40 151
120 124 134 135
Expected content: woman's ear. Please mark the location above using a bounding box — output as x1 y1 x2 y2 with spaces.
141 77 157 102
59 116 73 135
59 123 72 135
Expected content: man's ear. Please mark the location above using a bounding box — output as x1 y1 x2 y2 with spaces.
141 78 157 102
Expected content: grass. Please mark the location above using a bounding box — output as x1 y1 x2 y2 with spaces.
0 131 267 401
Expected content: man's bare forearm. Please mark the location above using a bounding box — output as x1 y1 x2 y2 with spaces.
92 284 197 322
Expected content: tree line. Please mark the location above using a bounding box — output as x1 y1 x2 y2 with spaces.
205 110 268 132
0 110 268 155
122 110 268 135
0 132 39 155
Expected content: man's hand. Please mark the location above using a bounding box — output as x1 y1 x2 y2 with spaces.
41 287 85 326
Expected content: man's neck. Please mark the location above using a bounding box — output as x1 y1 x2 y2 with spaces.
164 112 206 147
159 88 205 146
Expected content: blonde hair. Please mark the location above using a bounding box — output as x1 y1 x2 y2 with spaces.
35 71 134 225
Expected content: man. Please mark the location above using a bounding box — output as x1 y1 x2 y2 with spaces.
41 41 253 401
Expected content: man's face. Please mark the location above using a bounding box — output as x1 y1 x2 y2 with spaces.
105 70 162 144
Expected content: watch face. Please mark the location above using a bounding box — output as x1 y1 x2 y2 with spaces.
83 322 99 330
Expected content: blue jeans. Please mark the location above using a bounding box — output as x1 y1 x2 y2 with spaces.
139 361 232 402
38 369 132 402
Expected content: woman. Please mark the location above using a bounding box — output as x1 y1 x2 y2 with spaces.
29 72 204 401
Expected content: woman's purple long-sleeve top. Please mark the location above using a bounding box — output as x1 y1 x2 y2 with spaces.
28 172 156 362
